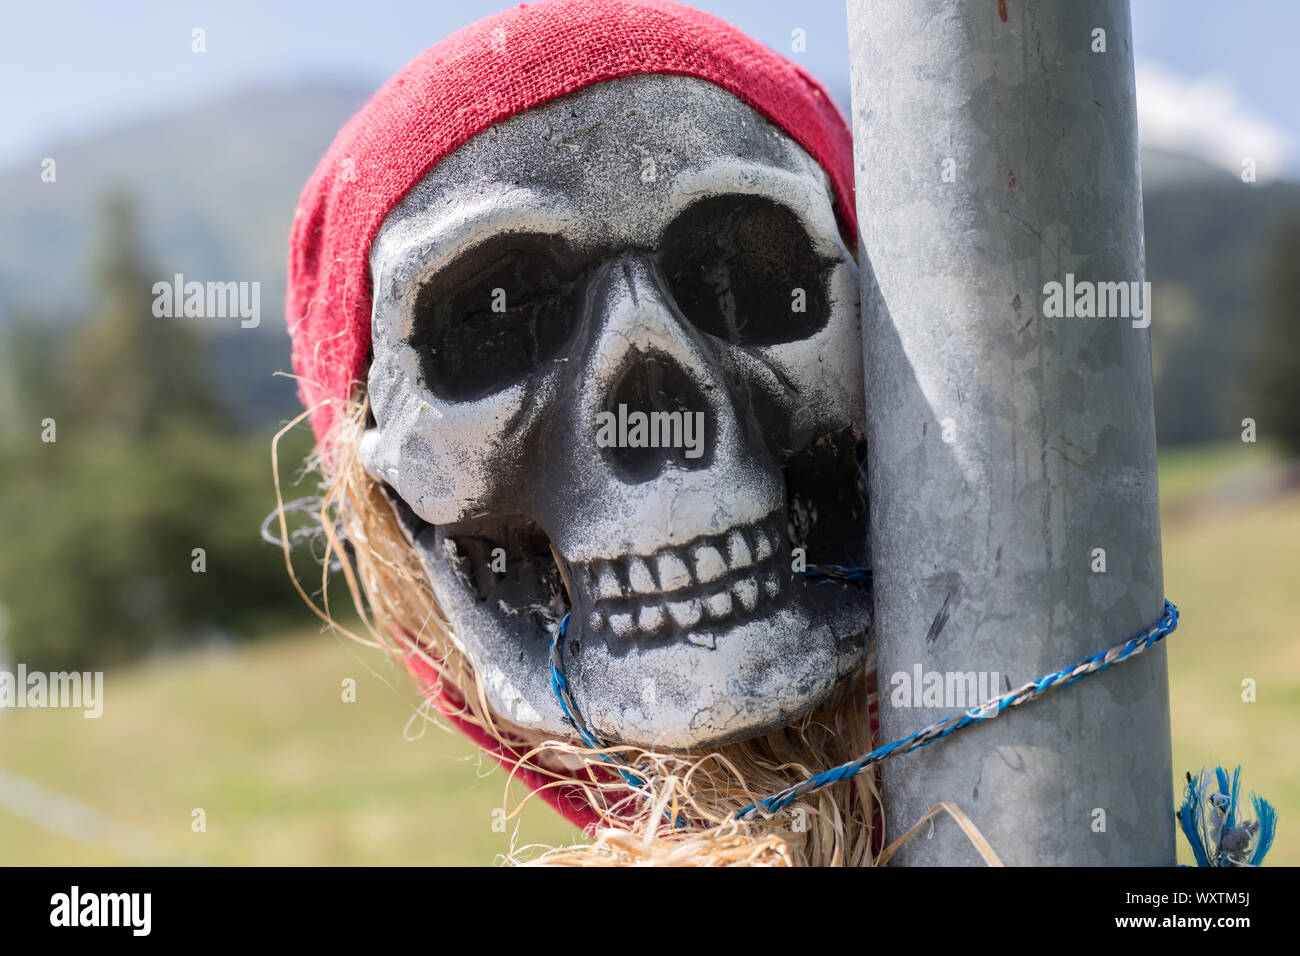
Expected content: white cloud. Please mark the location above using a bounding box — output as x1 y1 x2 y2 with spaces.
1135 60 1290 181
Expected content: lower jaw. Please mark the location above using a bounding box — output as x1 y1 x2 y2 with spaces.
558 581 872 749
419 529 871 749
406 534 871 750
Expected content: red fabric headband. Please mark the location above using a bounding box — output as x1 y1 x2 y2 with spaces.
286 0 856 445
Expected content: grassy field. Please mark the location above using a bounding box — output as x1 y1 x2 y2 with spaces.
1155 441 1282 510
0 632 576 864
1161 446 1298 865
0 442 1294 865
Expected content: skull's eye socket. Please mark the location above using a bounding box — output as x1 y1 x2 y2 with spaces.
660 195 834 346
408 237 580 401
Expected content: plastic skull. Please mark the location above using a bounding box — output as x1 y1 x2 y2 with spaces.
360 74 870 749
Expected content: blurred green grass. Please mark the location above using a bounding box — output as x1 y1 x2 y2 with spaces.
1157 440 1283 510
0 441 1294 865
1162 447 1298 865
0 630 577 864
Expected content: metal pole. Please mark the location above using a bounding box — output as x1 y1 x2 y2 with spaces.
847 0 1174 865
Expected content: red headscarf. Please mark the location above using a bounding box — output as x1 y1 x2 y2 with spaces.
287 0 856 445
287 0 857 830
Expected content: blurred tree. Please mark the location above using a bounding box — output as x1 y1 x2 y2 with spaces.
0 315 68 433
1254 212 1300 455
0 193 320 670
64 193 224 439
1144 181 1300 446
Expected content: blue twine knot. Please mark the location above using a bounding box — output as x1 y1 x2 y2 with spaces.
1178 765 1277 867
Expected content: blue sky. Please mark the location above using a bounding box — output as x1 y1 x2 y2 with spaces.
1 0 1296 176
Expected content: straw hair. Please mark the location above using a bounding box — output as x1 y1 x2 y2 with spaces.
274 396 881 866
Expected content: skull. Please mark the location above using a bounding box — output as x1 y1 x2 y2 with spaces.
360 75 871 749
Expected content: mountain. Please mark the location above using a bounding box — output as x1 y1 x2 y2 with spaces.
0 84 373 427
0 83 1296 441
1140 146 1241 193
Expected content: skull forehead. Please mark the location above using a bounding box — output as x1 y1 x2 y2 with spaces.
369 74 837 287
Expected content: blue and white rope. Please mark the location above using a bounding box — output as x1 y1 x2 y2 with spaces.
803 563 872 583
735 598 1180 819
546 567 1178 825
548 613 648 792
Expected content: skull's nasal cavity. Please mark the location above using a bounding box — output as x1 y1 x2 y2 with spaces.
600 349 715 482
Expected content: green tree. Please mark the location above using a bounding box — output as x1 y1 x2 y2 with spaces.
64 193 224 440
1254 211 1300 455
0 193 317 670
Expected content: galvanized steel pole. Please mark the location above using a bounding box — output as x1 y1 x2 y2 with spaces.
847 0 1175 865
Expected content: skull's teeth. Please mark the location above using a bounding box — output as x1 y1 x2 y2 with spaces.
627 557 657 595
607 611 636 637
595 562 624 601
655 552 692 592
636 605 666 634
704 591 733 621
667 598 703 629
692 544 727 584
568 510 788 639
726 530 753 570
732 576 759 612
762 570 782 599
